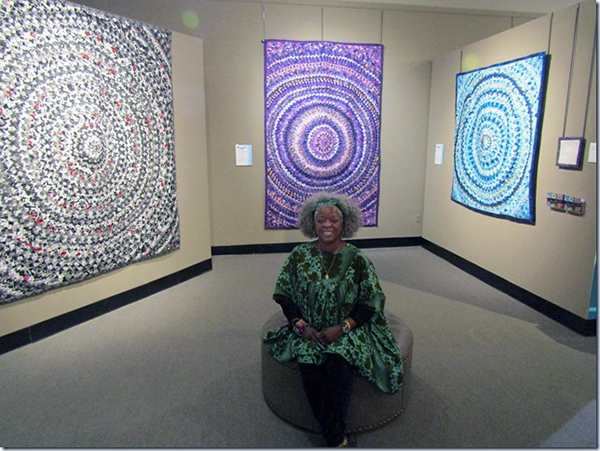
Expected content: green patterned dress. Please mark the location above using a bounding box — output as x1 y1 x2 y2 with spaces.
263 242 403 394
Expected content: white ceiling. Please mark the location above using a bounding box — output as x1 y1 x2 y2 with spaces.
332 0 585 14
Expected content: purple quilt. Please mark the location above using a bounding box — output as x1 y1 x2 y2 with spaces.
264 40 383 229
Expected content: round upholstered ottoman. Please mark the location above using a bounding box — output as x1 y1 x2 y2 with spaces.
261 311 413 433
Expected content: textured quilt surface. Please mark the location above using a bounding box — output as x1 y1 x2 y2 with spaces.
264 40 383 229
452 52 548 224
0 0 179 304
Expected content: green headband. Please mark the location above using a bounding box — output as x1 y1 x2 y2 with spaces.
314 197 345 218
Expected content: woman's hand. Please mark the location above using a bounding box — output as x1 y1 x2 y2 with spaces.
318 325 343 344
301 325 323 343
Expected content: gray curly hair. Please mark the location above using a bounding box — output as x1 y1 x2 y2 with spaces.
297 192 363 238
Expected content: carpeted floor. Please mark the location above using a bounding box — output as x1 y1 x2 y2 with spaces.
0 246 596 448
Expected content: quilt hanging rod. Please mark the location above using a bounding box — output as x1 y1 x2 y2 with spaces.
262 2 266 43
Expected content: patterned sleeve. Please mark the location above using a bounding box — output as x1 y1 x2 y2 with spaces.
356 252 386 313
273 246 299 302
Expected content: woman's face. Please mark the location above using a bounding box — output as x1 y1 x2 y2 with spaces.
314 204 344 245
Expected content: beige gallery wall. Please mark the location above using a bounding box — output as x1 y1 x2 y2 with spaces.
423 0 597 319
202 2 523 246
1 0 551 336
73 1 536 248
0 32 212 336
65 1 540 248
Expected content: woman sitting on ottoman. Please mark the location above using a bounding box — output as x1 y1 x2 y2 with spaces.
263 192 403 447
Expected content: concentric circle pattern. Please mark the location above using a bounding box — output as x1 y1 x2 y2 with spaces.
0 0 179 304
264 40 382 229
451 53 547 224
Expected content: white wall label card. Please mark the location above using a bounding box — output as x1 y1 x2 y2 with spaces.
588 142 596 164
434 144 444 165
235 144 253 166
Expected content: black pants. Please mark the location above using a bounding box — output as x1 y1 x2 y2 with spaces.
299 354 354 447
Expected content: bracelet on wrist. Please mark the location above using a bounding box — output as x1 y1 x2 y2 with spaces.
293 318 308 336
341 319 352 334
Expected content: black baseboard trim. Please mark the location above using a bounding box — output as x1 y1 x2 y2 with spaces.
422 240 596 337
0 259 212 356
211 236 426 255
2 235 594 355
350 237 426 249
212 242 304 255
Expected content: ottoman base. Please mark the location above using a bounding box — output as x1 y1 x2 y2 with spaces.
261 311 413 433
